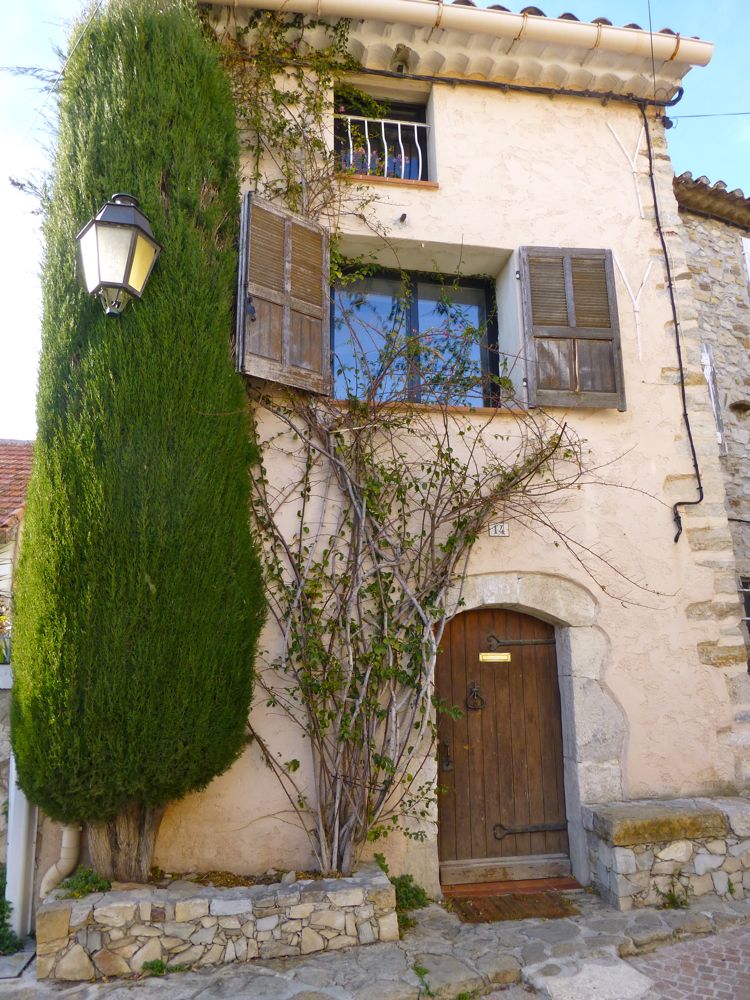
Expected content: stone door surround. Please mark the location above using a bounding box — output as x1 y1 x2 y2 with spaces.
446 571 627 885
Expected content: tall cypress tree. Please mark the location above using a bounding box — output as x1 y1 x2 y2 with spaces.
10 0 264 881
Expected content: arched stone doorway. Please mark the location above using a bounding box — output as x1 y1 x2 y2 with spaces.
439 572 627 886
437 607 569 885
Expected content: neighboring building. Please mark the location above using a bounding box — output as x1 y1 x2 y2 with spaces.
147 0 750 901
673 172 750 638
0 439 34 861
0 441 33 606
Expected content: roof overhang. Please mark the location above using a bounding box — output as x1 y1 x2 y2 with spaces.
204 0 714 101
674 172 750 231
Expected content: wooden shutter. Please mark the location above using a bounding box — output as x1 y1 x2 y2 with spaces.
519 247 626 411
235 192 330 394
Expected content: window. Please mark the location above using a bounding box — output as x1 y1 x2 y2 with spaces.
331 272 499 405
519 247 626 410
334 98 430 182
235 195 625 413
741 578 750 627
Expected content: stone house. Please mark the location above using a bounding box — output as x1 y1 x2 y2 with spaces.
673 171 750 641
34 0 750 917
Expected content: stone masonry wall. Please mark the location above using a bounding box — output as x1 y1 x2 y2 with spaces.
678 211 750 582
649 124 750 791
35 865 397 982
584 797 750 911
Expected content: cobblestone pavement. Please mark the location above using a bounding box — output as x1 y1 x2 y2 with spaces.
629 924 750 999
3 894 750 999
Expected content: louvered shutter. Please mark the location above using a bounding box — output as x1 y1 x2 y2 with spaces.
519 247 626 410
235 192 330 394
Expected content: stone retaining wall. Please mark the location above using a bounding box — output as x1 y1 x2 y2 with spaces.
36 865 397 981
584 797 750 910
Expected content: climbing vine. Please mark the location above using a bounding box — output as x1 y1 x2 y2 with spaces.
215 10 383 237
212 11 638 875
247 288 587 873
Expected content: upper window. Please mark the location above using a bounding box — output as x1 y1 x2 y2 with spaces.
519 247 626 411
331 272 498 405
334 98 429 182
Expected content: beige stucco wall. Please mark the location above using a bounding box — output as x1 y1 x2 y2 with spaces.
150 85 749 892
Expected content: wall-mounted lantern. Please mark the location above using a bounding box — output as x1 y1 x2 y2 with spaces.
76 194 161 315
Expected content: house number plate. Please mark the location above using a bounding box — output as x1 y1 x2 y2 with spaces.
479 652 511 662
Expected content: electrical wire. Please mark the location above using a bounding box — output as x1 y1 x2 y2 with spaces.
639 103 704 542
671 112 750 119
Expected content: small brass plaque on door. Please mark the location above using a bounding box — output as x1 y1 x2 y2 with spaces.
479 652 511 663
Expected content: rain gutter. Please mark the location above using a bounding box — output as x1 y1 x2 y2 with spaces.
206 0 714 68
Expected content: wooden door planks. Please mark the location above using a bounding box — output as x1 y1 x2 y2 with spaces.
437 608 569 880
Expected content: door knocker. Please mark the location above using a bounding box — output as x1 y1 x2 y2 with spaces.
466 680 486 711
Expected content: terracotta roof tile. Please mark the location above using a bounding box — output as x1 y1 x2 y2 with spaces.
673 171 750 231
0 440 34 531
448 1 679 35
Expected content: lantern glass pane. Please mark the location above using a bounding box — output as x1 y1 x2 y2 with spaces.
129 233 158 295
78 226 100 293
96 224 134 285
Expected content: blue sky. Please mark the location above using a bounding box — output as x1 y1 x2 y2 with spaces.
1 1 746 439
520 0 750 191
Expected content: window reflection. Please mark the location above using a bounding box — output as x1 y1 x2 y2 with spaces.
332 274 494 405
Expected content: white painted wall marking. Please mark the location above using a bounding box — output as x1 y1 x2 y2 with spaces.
614 255 654 361
607 122 645 219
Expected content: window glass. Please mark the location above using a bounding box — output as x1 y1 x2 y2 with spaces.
332 274 494 404
332 276 407 400
416 282 487 405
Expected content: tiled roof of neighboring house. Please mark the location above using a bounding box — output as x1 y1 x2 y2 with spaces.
673 172 750 231
0 440 34 534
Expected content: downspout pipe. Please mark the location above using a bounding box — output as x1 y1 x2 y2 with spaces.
211 0 713 68
40 824 82 898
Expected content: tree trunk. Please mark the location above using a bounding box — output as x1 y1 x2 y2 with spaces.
87 803 164 882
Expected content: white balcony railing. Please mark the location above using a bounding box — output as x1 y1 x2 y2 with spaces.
335 114 429 181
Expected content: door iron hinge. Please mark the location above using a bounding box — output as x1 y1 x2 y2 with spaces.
493 821 567 840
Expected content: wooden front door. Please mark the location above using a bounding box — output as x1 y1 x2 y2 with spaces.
437 608 570 886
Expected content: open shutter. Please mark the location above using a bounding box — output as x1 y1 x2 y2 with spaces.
519 247 625 411
235 192 330 394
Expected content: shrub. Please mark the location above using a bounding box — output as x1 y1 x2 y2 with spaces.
10 0 265 880
374 854 429 935
0 866 22 955
58 868 111 899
